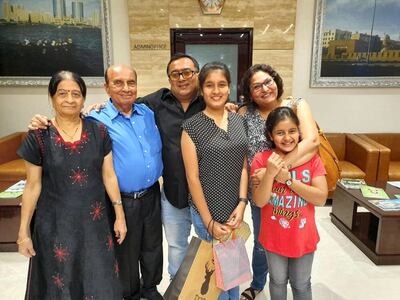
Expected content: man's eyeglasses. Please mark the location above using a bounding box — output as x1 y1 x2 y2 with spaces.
168 69 196 81
251 78 274 93
111 80 137 89
56 89 83 99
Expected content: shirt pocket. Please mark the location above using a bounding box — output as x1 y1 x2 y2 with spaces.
145 123 162 155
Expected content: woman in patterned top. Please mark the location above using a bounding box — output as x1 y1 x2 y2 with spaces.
239 64 320 300
181 62 248 300
17 71 127 299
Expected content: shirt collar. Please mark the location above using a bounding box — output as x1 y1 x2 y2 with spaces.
104 98 143 120
163 89 202 104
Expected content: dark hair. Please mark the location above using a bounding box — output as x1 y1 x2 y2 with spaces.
265 107 300 148
240 64 284 107
166 53 200 74
198 61 231 89
48 70 86 98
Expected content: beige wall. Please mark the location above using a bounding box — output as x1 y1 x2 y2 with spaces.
0 0 399 137
128 0 297 96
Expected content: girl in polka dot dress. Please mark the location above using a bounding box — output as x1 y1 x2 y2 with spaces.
182 61 248 300
251 107 327 300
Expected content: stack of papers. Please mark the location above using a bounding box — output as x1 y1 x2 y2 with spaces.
388 181 400 189
0 180 25 199
340 178 366 189
370 199 400 211
360 185 389 199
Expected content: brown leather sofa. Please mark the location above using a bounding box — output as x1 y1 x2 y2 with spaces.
325 133 380 185
357 133 400 182
0 132 27 187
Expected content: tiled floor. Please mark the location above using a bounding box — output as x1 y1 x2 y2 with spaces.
1 206 400 299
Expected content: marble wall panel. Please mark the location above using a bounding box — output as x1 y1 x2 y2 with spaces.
253 0 297 50
131 50 170 96
168 0 254 29
128 0 297 95
127 0 170 47
253 50 293 97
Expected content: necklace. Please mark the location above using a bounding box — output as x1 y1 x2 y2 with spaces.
54 118 81 141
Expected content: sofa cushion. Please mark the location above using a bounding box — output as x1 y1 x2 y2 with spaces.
339 161 366 179
389 161 400 181
0 159 26 181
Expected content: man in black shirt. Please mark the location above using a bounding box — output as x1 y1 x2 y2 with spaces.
140 54 205 280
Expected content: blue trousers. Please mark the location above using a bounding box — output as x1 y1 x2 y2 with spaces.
250 203 268 290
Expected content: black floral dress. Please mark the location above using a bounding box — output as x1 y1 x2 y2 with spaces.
17 119 122 300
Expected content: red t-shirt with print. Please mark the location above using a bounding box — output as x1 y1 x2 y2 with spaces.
251 151 326 258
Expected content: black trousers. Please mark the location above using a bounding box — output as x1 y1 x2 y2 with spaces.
116 182 163 300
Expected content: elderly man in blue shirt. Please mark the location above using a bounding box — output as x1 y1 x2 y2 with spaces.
88 64 163 300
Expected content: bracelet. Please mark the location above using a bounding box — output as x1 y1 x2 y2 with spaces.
16 237 31 245
239 197 248 205
112 200 122 206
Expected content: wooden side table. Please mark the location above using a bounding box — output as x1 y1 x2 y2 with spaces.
331 183 400 265
0 182 22 252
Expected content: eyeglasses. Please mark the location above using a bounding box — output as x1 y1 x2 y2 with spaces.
251 78 274 93
111 80 137 89
168 68 196 81
56 89 83 99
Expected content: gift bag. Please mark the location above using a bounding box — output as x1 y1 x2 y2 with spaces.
164 236 221 300
213 237 252 291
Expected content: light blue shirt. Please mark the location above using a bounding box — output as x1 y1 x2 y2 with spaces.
88 99 163 192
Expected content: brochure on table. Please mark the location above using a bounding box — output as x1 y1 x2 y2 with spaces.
370 199 400 211
388 181 400 189
0 180 26 198
360 185 389 199
340 178 366 189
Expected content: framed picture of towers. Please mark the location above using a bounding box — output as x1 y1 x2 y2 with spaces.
0 0 112 86
311 0 400 87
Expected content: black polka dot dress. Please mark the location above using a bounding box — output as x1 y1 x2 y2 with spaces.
182 112 248 223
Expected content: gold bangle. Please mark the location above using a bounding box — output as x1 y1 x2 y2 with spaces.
16 237 31 245
112 200 122 206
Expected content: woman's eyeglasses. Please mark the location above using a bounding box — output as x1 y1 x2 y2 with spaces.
168 68 196 81
251 78 274 93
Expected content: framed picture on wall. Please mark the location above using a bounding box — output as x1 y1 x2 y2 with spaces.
311 0 400 87
0 0 112 87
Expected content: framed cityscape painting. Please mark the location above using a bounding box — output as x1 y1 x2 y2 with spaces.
0 0 112 86
311 0 400 87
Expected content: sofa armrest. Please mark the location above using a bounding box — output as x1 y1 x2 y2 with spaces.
0 132 25 165
345 134 380 184
357 134 391 182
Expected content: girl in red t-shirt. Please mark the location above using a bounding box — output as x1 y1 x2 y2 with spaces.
251 107 327 300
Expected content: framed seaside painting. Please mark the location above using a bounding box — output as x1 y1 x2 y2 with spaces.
311 0 400 87
0 0 112 86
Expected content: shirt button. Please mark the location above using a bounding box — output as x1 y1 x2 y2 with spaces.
132 121 135 124
147 179 150 182
147 165 150 168
138 135 142 138
144 149 147 153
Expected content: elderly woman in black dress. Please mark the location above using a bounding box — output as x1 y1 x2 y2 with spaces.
17 71 127 300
